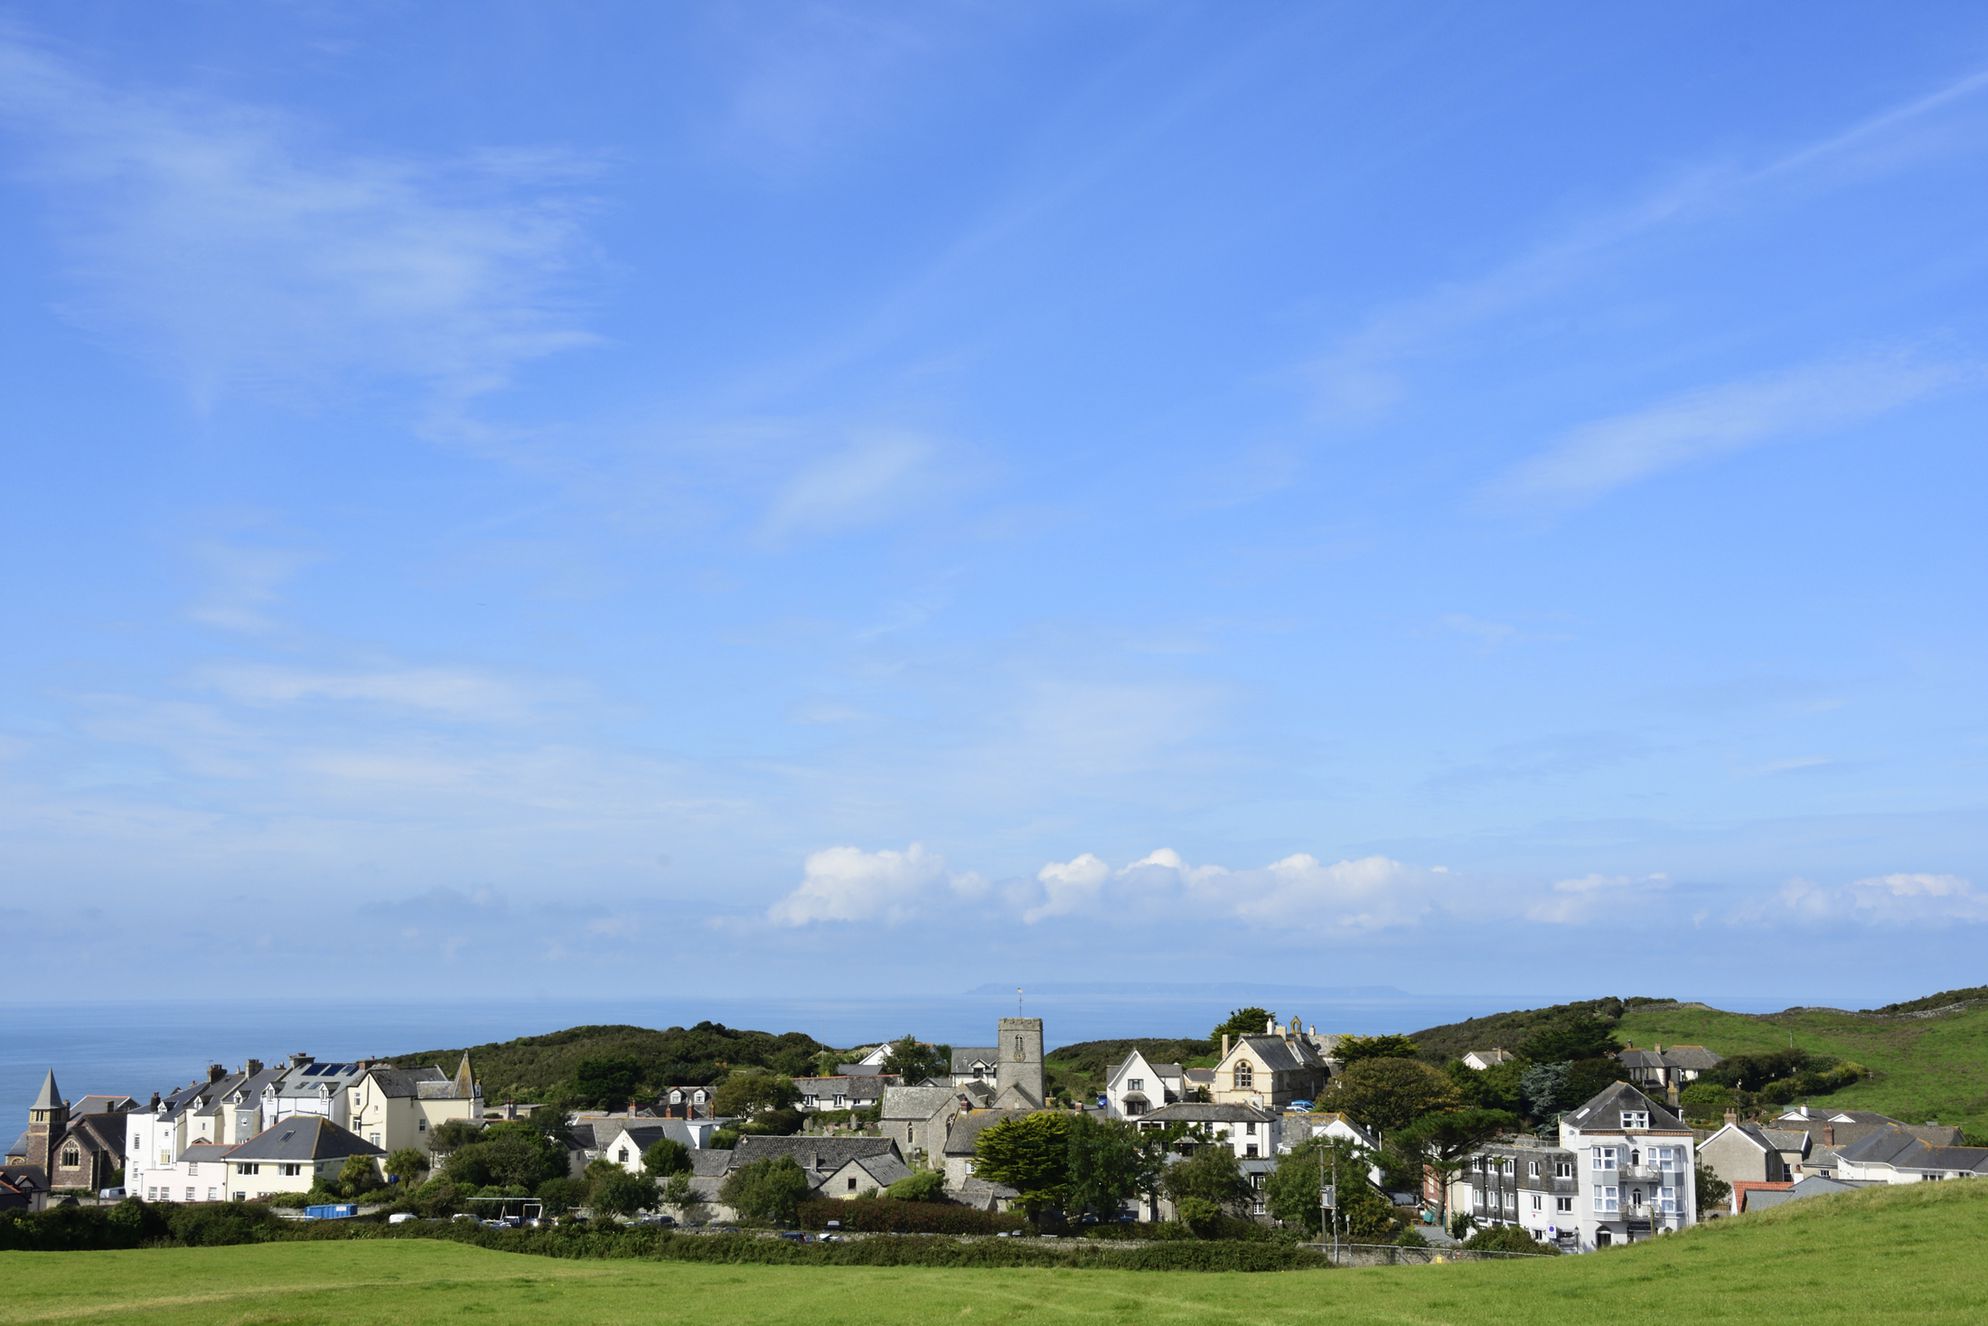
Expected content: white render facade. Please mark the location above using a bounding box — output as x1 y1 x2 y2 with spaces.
1559 1083 1697 1250
1104 1049 1184 1119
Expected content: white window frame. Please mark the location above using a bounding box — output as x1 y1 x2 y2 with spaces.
1592 1147 1617 1172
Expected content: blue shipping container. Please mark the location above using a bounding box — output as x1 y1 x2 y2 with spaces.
304 1204 358 1220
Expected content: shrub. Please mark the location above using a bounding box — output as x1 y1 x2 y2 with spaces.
795 1197 1025 1235
884 1169 947 1202
1463 1224 1558 1255
1394 1226 1430 1247
719 1156 810 1227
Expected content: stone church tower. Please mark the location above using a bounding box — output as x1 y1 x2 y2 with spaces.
26 1071 67 1175
994 1017 1044 1108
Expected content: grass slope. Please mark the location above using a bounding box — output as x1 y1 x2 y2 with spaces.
1406 997 1670 1064
5 1182 1983 1325
1616 996 1988 1136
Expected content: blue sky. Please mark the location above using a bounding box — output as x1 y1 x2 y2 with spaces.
2 3 1985 1008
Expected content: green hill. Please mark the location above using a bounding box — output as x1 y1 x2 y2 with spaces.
1043 1037 1215 1104
401 1022 832 1104
1406 996 1672 1063
4 1181 1984 1324
1615 993 1988 1137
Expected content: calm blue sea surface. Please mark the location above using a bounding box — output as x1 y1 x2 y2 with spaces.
0 986 1791 1115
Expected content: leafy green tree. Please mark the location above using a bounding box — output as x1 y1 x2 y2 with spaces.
1561 1058 1622 1108
884 1169 947 1201
1063 1113 1147 1219
972 1113 1077 1219
441 1121 569 1190
590 1167 658 1218
1335 1034 1421 1064
1265 1137 1396 1240
880 1036 950 1084
641 1137 690 1178
535 1175 587 1214
1388 1108 1516 1228
1212 1008 1276 1044
336 1155 383 1198
1520 1061 1570 1117
719 1156 811 1227
1696 1162 1731 1213
1679 1082 1736 1125
571 1055 645 1110
660 1171 703 1221
1465 1223 1558 1254
1518 1016 1619 1064
713 1067 801 1120
1326 1058 1461 1137
1161 1144 1251 1228
1450 1058 1529 1116
383 1148 430 1186
430 1118 483 1151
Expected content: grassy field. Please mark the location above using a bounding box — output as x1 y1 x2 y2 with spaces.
5 1181 1985 1325
1616 997 1988 1135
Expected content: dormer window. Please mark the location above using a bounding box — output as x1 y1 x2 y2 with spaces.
1621 1111 1650 1130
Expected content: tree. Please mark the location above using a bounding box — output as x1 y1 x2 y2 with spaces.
1449 1059 1528 1116
1679 1082 1736 1125
1326 1058 1461 1137
1160 1145 1248 1216
571 1055 645 1111
713 1068 800 1121
642 1137 690 1178
1520 1061 1570 1118
880 1036 950 1084
1518 1016 1618 1064
1063 1113 1147 1220
1388 1109 1517 1228
441 1121 569 1191
591 1167 658 1218
430 1118 482 1151
719 1156 810 1227
1265 1137 1396 1241
884 1169 947 1201
1696 1162 1731 1214
383 1148 430 1186
660 1171 703 1222
337 1155 383 1199
1335 1034 1421 1065
536 1175 587 1214
1465 1223 1558 1254
972 1113 1076 1219
1212 1007 1276 1045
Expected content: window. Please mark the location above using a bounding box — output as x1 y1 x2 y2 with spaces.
1528 1161 1539 1178
1555 1161 1574 1179
1656 1146 1680 1172
207 1187 217 1201
1531 1194 1542 1211
239 1163 260 1176
1245 1121 1257 1135
617 1148 629 1163
1233 1062 1254 1089
1246 1144 1259 1158
61 1147 81 1168
418 1119 427 1131
1503 1191 1515 1211
1015 1035 1024 1055
281 1163 301 1178
370 1133 381 1146
847 1177 858 1192
1556 1196 1573 1213
185 1187 194 1201
1592 1147 1617 1172
1593 1185 1619 1214
1658 1186 1678 1214
834 1095 846 1108
1128 1078 1144 1092
146 1187 158 1201
1621 1111 1649 1130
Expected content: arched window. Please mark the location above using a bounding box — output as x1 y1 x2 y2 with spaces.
1233 1062 1254 1090
1015 1035 1025 1055
1630 1149 1641 1167
62 1147 80 1168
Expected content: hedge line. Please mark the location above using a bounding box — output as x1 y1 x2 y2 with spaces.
0 1202 1331 1272
795 1197 1026 1235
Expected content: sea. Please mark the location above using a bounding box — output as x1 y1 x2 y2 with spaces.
0 984 1789 1116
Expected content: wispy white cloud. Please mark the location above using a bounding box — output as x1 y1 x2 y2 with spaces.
0 29 600 412
760 432 942 541
1309 66 1988 421
1773 872 1988 926
768 842 980 925
1028 847 1439 932
197 663 544 722
1491 352 1972 508
1527 871 1670 925
187 541 313 634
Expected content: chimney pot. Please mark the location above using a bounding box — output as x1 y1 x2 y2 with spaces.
1265 1016 1276 1035
246 1059 263 1077
208 1064 225 1082
1221 1033 1231 1060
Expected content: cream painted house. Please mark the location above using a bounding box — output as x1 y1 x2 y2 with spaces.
347 1055 481 1156
223 1116 384 1201
1209 1018 1330 1111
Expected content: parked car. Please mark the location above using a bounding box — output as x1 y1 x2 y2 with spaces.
387 1213 418 1225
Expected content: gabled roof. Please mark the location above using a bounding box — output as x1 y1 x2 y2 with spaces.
362 1066 453 1099
596 1120 699 1157
1142 1101 1277 1125
950 1047 999 1073
842 1152 913 1189
727 1136 904 1176
64 1114 127 1155
226 1116 383 1163
1222 1035 1324 1074
72 1094 138 1115
177 1141 234 1164
881 1086 960 1122
1563 1082 1687 1133
1464 1048 1515 1066
943 1109 1033 1156
1836 1125 1988 1174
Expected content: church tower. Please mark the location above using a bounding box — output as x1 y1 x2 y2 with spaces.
26 1070 68 1175
994 1017 1044 1108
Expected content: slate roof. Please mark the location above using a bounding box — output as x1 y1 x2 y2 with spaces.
1770 1109 1965 1149
882 1086 960 1122
1108 1049 1186 1085
689 1149 733 1177
795 1075 889 1103
64 1114 127 1156
597 1120 699 1158
1836 1125 1988 1175
1464 1049 1515 1066
177 1141 234 1165
1141 1102 1277 1125
71 1094 138 1115
1229 1035 1325 1074
364 1066 451 1099
226 1117 383 1163
1742 1175 1877 1212
1563 1082 1688 1133
727 1135 904 1176
943 1109 1034 1156
1759 1128 1810 1155
31 1072 62 1111
952 1175 1019 1208
845 1152 913 1188
950 1047 999 1073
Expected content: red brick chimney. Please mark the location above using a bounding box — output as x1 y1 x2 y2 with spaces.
1823 1124 1835 1147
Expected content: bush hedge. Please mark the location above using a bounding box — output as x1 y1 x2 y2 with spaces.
795 1197 1024 1235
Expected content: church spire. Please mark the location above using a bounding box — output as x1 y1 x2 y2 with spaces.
31 1070 61 1113
453 1052 477 1099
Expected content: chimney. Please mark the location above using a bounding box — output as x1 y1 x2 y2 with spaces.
1221 1033 1232 1060
1265 1016 1276 1035
1823 1124 1835 1148
208 1064 226 1083
1308 1024 1316 1037
290 1052 313 1068
148 1092 161 1111
1723 1108 1738 1125
246 1059 263 1077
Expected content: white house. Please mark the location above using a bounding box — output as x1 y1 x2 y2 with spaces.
1560 1082 1696 1250
1103 1049 1184 1119
223 1116 384 1202
1832 1126 1988 1183
140 1140 233 1204
1137 1102 1281 1160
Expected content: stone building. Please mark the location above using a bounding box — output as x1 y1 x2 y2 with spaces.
7 1071 129 1194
